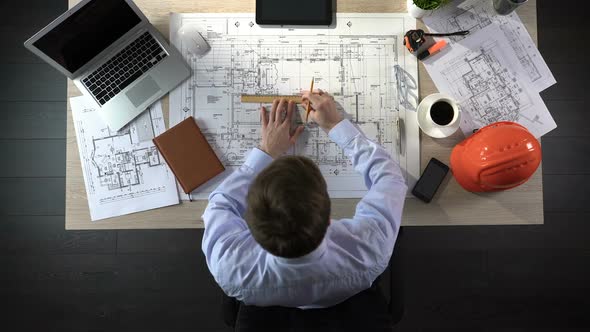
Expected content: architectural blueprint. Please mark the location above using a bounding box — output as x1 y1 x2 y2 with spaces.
169 13 420 199
423 25 556 138
423 0 555 92
71 97 179 221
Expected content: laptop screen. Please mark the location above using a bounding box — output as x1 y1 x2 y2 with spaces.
33 0 142 73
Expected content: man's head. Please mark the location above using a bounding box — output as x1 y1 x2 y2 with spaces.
246 156 331 258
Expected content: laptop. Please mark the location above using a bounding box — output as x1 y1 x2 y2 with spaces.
24 0 191 131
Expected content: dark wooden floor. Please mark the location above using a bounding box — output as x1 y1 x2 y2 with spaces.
1 1 589 331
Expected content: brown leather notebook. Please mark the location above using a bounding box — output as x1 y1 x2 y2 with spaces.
152 116 224 196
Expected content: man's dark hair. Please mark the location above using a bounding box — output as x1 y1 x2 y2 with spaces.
246 156 331 258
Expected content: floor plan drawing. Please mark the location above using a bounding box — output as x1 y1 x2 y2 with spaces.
423 0 555 92
71 97 179 221
91 110 163 194
170 13 420 199
423 25 556 138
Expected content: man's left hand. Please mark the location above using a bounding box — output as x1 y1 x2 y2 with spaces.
260 99 304 159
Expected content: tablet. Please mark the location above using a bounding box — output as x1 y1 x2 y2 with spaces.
256 0 333 25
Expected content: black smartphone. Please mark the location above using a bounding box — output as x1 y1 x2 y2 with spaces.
256 0 333 25
412 158 449 203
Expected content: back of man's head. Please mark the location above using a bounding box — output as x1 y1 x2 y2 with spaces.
246 156 331 258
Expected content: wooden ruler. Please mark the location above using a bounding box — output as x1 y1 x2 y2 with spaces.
240 94 303 103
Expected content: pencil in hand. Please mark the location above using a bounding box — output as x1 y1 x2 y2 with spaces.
305 77 314 122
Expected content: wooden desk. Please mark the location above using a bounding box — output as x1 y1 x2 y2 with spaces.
65 0 542 229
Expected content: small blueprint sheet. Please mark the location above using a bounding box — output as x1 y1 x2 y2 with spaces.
170 13 420 199
423 24 556 138
71 97 179 221
423 0 555 92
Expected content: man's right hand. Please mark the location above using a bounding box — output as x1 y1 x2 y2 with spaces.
301 90 343 132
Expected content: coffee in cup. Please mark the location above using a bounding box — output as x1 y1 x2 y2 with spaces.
430 100 455 126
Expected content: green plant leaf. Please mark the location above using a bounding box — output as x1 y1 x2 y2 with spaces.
412 0 450 10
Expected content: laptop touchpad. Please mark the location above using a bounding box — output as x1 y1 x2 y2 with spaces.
126 75 161 107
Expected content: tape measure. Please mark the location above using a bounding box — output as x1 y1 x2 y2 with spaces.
240 94 303 103
403 29 469 59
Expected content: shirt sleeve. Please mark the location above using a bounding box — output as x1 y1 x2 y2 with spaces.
201 148 273 280
328 119 408 269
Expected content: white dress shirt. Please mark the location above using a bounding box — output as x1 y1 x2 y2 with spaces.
202 119 407 308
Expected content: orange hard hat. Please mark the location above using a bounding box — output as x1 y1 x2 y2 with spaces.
450 122 542 192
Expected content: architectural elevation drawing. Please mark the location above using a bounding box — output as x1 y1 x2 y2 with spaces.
423 25 556 138
71 97 179 221
423 0 555 92
170 13 420 199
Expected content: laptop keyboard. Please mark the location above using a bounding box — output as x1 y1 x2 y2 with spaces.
82 31 168 105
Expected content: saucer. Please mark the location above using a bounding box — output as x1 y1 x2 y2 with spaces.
417 93 461 138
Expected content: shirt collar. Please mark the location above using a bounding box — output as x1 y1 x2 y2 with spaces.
272 239 327 264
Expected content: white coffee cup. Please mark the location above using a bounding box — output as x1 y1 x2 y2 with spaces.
417 93 461 138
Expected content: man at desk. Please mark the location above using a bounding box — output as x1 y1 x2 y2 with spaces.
202 91 407 308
